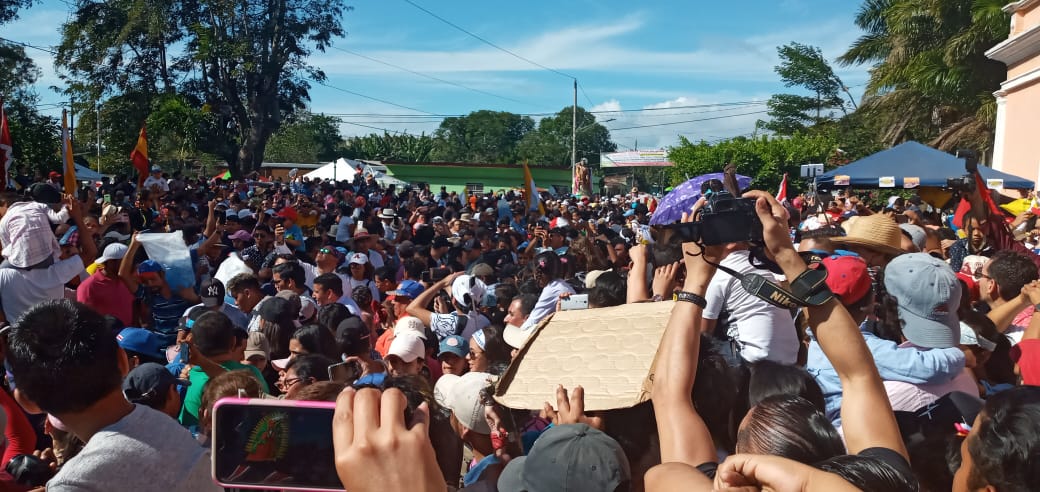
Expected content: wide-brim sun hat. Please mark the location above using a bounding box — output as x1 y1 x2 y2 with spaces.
831 213 904 257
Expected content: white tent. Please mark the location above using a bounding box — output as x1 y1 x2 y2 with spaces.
302 158 363 181
75 164 103 181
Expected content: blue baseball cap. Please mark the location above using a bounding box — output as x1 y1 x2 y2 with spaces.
388 280 425 300
438 335 468 359
137 259 164 276
116 328 166 358
883 253 961 349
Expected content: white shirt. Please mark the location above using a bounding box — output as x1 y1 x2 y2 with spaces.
521 279 576 330
0 256 84 322
703 250 799 364
142 176 169 192
335 217 354 243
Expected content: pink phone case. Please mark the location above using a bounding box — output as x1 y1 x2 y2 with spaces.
211 397 339 491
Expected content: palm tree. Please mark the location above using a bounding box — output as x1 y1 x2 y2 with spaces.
839 0 1009 152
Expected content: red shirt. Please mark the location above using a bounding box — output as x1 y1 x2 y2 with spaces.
1014 339 1040 386
76 270 134 326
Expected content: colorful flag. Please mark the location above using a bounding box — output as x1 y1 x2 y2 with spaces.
952 172 1004 229
776 173 788 203
61 110 76 192
522 160 545 216
130 124 150 187
0 100 12 190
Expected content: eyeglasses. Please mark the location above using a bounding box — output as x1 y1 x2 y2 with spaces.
319 248 333 254
277 377 306 391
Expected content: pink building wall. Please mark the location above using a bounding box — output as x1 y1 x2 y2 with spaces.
988 0 1040 184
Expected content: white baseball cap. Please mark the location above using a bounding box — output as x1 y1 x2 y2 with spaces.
434 372 494 434
387 332 425 363
95 243 129 264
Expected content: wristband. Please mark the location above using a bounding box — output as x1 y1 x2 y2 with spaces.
674 291 707 308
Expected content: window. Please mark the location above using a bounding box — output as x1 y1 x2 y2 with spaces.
465 183 484 195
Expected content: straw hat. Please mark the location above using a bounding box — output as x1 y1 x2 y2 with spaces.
832 213 903 257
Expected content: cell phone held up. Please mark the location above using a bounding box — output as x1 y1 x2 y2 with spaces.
211 398 341 491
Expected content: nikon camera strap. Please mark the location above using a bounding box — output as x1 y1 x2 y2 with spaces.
708 257 834 310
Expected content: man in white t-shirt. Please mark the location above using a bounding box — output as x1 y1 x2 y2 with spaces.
702 246 799 364
141 166 169 195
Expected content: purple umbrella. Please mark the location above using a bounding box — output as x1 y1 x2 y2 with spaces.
650 172 752 225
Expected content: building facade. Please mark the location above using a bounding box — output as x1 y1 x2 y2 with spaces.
988 0 1040 181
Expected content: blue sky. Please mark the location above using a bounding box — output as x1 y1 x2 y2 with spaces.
6 0 870 151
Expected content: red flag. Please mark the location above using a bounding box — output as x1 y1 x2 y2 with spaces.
776 173 788 203
130 124 150 187
952 173 1004 228
0 100 11 190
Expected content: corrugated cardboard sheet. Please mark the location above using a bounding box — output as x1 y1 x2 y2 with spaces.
494 301 675 411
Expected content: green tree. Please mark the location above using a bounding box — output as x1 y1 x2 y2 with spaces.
342 132 436 163
517 107 616 167
55 0 351 177
4 92 61 174
264 112 342 163
839 0 1009 151
0 43 39 97
0 1 41 96
668 134 839 192
760 43 855 135
432 110 534 163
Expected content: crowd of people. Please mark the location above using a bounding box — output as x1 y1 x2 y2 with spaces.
0 162 1037 492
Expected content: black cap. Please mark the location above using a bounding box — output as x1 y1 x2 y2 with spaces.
200 278 226 308
336 317 370 355
122 362 188 402
30 183 61 205
432 237 452 249
257 296 294 325
462 238 482 251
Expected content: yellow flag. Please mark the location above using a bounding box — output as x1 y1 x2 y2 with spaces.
61 110 76 192
523 160 544 216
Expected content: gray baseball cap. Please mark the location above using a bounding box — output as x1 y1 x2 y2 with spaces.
497 423 630 492
883 253 961 349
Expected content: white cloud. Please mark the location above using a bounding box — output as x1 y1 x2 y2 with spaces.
313 13 863 83
579 92 774 150
589 99 621 113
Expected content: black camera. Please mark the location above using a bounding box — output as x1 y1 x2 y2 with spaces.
948 149 979 192
666 191 763 246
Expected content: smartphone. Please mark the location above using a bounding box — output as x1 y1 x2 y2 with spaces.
420 270 432 283
212 398 341 491
560 294 589 311
430 267 450 283
104 194 112 204
180 343 190 364
327 360 361 384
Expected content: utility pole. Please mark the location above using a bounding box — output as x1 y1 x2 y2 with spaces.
571 79 577 194
96 101 101 173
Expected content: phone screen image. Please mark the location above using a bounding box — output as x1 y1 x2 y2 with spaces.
212 398 339 491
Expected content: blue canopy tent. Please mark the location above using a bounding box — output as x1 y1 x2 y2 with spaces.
815 141 1034 190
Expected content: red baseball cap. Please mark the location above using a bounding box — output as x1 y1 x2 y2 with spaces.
49 171 61 179
822 255 872 306
276 207 298 221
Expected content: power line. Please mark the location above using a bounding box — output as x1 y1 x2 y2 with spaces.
578 82 596 108
336 119 428 137
329 46 548 110
0 36 58 55
606 110 770 131
401 0 575 80
319 101 768 119
317 81 438 116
